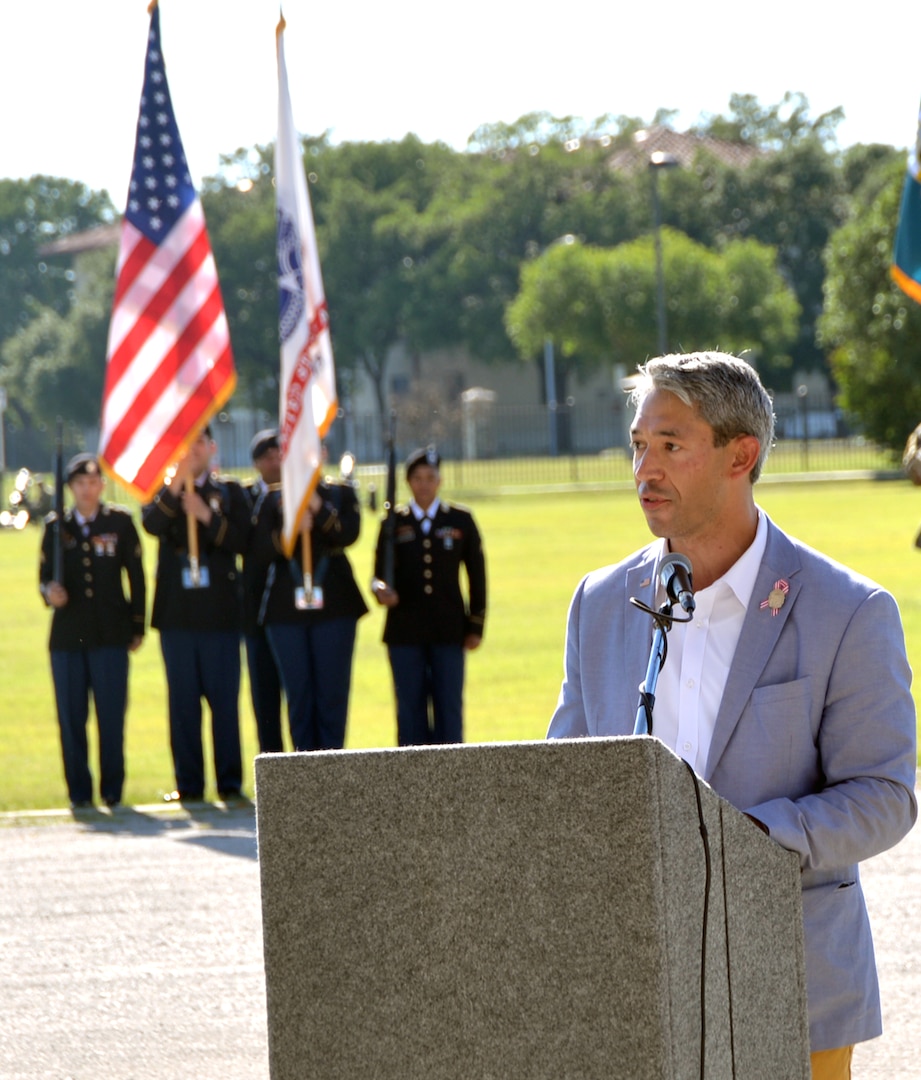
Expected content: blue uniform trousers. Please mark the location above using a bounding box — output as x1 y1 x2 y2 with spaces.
244 628 284 753
266 617 357 751
159 629 242 798
50 647 128 806
387 643 465 746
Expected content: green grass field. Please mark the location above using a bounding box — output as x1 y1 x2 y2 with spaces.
2 478 920 812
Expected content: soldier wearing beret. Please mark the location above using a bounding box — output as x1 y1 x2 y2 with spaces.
39 453 146 810
372 447 487 745
142 427 252 803
242 429 285 753
250 453 368 751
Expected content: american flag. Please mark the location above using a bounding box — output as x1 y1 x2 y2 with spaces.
99 3 235 501
276 14 338 558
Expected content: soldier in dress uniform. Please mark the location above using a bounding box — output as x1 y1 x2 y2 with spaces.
39 453 146 810
142 427 251 803
250 458 368 751
242 429 285 753
371 446 487 746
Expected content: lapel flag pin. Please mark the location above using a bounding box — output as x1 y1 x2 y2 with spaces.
759 579 790 616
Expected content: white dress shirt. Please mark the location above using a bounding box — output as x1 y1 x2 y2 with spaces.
410 497 441 535
651 510 768 777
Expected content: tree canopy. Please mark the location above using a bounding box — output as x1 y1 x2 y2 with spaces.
505 232 800 384
819 155 921 452
0 93 913 455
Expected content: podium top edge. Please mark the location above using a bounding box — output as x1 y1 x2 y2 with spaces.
254 735 685 764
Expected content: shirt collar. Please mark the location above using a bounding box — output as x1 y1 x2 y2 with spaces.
653 508 768 609
721 508 769 609
410 498 440 521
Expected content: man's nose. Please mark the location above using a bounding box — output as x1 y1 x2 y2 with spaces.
633 447 661 480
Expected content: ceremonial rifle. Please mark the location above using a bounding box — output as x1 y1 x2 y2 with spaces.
52 417 64 583
382 410 397 589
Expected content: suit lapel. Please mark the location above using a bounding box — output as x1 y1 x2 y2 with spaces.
704 521 802 778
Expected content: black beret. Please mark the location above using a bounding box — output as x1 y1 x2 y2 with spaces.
405 445 441 478
66 453 101 482
250 428 280 461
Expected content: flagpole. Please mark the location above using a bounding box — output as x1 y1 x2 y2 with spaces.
185 474 201 587
301 517 313 603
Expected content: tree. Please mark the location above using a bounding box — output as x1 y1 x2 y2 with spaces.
0 247 116 435
0 176 115 347
505 232 800 384
686 97 849 377
819 155 921 452
202 135 469 428
410 131 638 365
693 91 843 150
202 147 279 413
316 137 463 421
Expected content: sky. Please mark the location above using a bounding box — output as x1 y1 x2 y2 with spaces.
4 0 919 202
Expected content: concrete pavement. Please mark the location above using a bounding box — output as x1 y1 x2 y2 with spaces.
0 804 269 1080
0 799 918 1079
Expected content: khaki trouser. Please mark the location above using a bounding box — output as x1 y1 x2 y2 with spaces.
811 1045 854 1080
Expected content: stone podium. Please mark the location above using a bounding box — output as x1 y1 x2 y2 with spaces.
255 737 810 1079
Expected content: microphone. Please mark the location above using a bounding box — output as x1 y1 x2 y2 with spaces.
658 552 695 615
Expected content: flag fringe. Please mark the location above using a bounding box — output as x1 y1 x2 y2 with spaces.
891 264 921 306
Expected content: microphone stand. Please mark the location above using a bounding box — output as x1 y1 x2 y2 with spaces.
633 600 677 736
631 557 695 736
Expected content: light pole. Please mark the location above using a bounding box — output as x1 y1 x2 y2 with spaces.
649 151 679 356
542 233 575 457
544 337 558 457
797 383 810 472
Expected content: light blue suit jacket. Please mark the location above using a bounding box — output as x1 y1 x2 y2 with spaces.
548 516 917 1051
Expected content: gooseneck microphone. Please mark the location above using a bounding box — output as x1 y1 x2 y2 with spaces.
658 552 695 615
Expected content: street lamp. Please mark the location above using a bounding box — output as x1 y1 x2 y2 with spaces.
796 383 810 471
543 233 575 457
649 151 679 355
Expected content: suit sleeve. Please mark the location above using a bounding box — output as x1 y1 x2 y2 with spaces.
747 587 917 872
547 575 590 738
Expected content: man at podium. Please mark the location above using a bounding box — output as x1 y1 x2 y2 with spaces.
548 352 917 1079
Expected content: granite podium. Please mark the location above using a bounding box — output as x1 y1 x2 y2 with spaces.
255 736 810 1079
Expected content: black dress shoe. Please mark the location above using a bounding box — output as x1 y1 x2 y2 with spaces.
70 799 93 811
219 790 250 807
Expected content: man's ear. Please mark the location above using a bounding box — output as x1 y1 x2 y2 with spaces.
730 435 761 479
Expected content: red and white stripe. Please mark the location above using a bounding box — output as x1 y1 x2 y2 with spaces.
99 201 235 501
